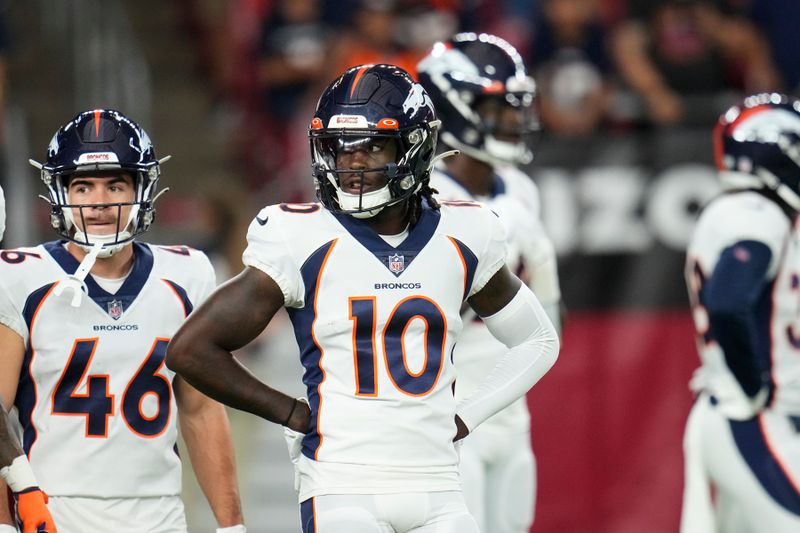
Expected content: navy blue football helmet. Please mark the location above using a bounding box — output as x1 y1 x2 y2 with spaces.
417 32 538 167
309 64 440 218
714 93 800 211
31 109 168 255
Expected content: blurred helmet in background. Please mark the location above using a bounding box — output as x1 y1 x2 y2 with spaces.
714 93 800 211
417 32 539 167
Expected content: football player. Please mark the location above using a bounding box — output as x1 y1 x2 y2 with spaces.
418 33 562 533
0 406 56 532
0 110 246 532
166 64 560 532
682 93 800 532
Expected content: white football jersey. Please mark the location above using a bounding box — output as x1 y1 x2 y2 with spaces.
430 165 560 432
0 241 216 497
242 201 507 499
686 191 800 418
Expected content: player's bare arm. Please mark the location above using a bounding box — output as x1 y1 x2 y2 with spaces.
0 320 26 524
174 376 244 528
166 266 311 433
0 326 56 532
0 407 21 468
467 264 522 318
0 405 21 527
0 323 24 414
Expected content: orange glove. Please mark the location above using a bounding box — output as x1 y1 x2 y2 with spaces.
15 488 56 533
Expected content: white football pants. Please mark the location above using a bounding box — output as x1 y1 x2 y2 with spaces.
299 491 478 532
681 393 800 533
48 495 187 533
458 427 535 533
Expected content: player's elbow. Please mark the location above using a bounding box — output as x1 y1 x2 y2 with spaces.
536 319 560 374
165 330 194 376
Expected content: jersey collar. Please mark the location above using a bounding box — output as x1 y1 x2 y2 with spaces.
332 203 440 277
44 240 154 316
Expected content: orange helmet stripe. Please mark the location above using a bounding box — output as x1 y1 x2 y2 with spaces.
94 110 101 137
716 105 771 169
349 65 371 99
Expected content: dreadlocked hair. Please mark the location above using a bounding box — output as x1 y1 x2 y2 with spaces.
410 182 440 226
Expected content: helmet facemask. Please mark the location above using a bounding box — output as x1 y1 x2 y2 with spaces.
33 109 169 256
471 90 538 166
309 64 440 219
39 163 163 257
311 126 436 219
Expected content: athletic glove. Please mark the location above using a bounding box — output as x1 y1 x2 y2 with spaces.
1 456 56 533
15 489 55 533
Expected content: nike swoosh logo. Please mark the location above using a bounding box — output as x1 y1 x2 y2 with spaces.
255 215 268 226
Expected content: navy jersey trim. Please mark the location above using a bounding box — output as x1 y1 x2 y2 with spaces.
447 236 479 301
705 240 774 398
17 283 58 455
287 239 337 460
44 241 154 318
162 279 194 317
300 498 316 533
332 204 440 277
730 416 800 514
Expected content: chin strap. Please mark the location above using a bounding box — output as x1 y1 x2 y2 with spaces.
53 241 104 307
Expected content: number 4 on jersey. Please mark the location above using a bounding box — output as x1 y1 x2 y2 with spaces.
52 338 172 438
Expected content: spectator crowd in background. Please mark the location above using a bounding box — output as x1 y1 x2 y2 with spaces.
130 0 799 283
180 0 796 218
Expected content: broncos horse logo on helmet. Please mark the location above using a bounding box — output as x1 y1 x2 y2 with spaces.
309 64 441 219
31 109 170 257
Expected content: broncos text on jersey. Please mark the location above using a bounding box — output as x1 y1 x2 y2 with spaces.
0 242 215 497
242 200 507 500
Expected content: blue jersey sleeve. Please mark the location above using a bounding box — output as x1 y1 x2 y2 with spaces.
705 240 773 398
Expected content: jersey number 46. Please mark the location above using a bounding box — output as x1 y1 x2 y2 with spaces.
51 338 171 438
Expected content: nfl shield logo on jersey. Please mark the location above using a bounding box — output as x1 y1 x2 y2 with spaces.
388 253 405 274
107 299 123 320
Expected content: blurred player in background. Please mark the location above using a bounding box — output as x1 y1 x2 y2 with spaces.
166 63 560 532
418 33 562 533
0 406 56 532
0 109 245 533
682 93 800 532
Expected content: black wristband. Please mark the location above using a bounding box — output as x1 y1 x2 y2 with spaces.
282 399 298 427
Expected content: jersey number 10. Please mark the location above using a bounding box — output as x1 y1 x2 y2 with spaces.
349 296 446 397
